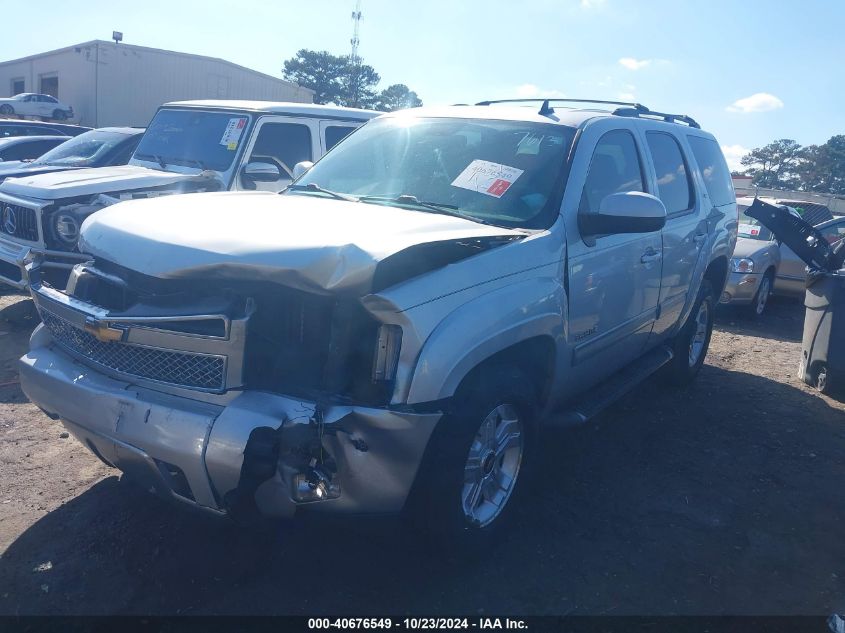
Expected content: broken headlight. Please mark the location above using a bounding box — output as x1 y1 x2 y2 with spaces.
730 257 754 274
54 212 81 247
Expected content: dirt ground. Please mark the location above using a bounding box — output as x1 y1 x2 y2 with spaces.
0 288 844 616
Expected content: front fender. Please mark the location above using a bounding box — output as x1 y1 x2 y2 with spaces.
405 275 566 404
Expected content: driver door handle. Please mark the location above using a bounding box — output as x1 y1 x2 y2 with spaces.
640 249 662 263
693 233 707 245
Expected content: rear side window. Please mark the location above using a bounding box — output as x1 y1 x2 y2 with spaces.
646 132 694 215
687 136 734 207
325 125 357 151
579 129 645 213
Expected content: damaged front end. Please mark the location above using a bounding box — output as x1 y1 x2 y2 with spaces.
20 253 449 519
19 192 525 519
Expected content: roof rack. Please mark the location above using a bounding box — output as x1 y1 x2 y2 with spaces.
474 98 700 129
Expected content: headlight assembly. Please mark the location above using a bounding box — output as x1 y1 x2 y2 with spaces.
54 212 81 247
730 257 754 274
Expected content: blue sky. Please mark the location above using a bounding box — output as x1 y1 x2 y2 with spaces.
3 0 842 170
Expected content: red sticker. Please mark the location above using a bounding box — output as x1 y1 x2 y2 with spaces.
487 179 512 197
237 118 246 129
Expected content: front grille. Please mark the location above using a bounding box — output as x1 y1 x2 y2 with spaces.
40 309 226 391
1 203 38 242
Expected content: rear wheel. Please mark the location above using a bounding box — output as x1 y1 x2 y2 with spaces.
0 104 13 115
665 279 714 385
405 365 538 548
52 109 67 121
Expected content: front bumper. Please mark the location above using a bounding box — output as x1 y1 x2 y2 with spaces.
719 271 761 305
19 330 441 518
0 236 30 289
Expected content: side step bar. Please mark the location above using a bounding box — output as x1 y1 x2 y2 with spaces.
551 345 674 426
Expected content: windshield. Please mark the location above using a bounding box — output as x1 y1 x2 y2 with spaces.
132 109 251 172
738 204 773 241
289 117 575 229
33 129 129 167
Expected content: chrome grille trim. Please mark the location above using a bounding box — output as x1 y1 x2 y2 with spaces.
1 203 38 242
40 308 227 392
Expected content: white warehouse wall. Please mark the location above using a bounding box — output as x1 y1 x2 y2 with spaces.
0 41 314 128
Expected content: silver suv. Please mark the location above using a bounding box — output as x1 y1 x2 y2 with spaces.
19 99 737 543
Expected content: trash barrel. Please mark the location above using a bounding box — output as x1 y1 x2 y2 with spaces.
801 269 845 395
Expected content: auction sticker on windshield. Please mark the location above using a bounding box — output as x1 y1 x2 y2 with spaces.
451 159 524 198
220 117 248 150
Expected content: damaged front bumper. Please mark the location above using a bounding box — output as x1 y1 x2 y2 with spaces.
19 331 442 518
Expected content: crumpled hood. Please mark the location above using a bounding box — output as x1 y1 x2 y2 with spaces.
80 191 524 294
732 237 771 259
0 164 204 201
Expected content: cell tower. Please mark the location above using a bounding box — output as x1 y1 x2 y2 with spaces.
350 0 363 63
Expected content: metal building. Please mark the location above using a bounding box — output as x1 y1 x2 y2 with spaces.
0 40 315 128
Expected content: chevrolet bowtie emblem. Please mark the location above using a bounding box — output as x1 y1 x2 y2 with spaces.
83 317 125 343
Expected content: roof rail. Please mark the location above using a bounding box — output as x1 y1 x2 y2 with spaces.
475 97 700 129
476 97 648 111
613 106 701 129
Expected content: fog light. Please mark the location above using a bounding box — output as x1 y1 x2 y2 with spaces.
292 472 340 503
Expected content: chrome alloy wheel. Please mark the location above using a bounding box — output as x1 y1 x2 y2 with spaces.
688 300 710 367
461 404 524 527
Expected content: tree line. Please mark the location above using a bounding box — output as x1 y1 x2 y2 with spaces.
283 49 422 112
737 135 845 195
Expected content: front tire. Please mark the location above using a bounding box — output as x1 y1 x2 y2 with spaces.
0 104 13 115
52 109 67 121
666 279 714 385
405 365 538 548
747 271 773 319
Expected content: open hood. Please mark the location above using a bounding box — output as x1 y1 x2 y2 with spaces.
745 198 844 272
0 164 215 201
79 191 525 295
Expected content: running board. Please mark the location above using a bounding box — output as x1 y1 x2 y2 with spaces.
551 345 674 426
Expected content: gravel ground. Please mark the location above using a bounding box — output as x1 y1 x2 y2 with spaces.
1 289 844 616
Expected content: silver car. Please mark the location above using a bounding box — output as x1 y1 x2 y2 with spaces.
19 99 737 543
720 196 819 316
776 215 845 297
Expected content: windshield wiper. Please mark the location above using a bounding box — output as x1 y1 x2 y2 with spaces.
170 157 209 170
359 194 493 224
136 153 167 169
286 183 359 202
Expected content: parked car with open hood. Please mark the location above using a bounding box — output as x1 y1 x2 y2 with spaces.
721 196 841 316
0 93 74 121
19 98 736 544
0 100 379 289
0 127 144 185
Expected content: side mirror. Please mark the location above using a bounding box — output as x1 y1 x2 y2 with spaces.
579 191 666 239
241 161 282 183
292 161 314 180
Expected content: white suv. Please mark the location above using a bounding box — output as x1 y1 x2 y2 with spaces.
0 100 379 289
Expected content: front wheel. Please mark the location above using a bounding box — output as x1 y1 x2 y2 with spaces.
52 109 67 121
747 271 773 318
405 365 538 548
665 279 714 386
0 104 13 115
